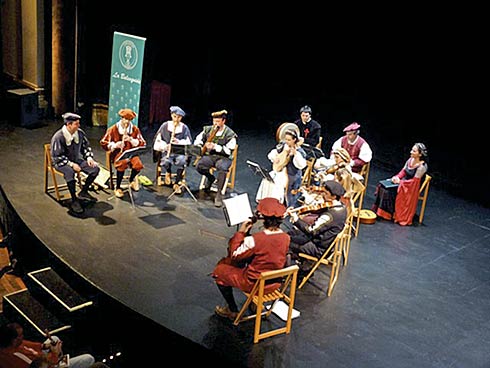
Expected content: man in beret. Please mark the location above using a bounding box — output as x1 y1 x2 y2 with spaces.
211 197 290 320
194 109 237 207
294 105 322 153
100 108 146 198
286 180 347 271
50 112 100 214
153 106 193 193
329 122 372 173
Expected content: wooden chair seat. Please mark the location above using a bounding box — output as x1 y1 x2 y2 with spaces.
298 225 347 296
43 143 82 202
233 264 299 343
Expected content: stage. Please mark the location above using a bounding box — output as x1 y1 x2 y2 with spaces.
1 119 490 367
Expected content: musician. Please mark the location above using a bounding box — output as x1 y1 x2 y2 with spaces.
50 112 100 214
100 108 146 199
313 147 352 184
211 197 289 320
194 109 237 207
294 105 322 151
372 142 428 226
153 106 192 194
330 122 372 173
267 129 307 208
286 180 347 268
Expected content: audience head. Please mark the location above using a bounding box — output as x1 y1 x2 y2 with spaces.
0 322 23 348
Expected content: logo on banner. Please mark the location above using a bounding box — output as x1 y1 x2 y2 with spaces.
119 40 138 70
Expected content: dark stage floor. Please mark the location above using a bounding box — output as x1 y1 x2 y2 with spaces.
1 119 490 368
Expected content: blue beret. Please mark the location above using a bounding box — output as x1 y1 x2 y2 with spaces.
62 112 81 123
170 106 185 117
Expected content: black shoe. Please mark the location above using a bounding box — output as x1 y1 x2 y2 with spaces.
78 191 97 202
70 200 84 214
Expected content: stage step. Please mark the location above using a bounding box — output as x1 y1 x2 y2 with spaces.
27 267 93 313
2 288 71 338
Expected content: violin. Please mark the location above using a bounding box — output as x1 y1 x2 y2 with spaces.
285 201 331 217
291 185 326 196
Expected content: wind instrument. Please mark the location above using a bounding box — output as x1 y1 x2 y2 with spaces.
167 121 178 158
201 124 219 155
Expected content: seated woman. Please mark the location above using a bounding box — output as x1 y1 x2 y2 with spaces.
372 142 428 226
314 147 364 186
265 130 307 208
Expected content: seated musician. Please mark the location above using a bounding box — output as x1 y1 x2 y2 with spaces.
194 109 237 207
286 180 347 272
50 112 100 214
153 106 193 194
313 147 352 184
100 108 146 198
294 105 322 159
211 197 289 320
372 142 428 226
330 122 373 173
267 130 307 208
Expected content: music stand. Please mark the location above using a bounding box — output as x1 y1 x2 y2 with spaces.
167 144 200 202
246 160 274 182
115 145 147 162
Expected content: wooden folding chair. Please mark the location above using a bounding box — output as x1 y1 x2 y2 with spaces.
298 226 346 296
301 157 316 187
353 161 373 237
342 212 354 267
233 264 299 343
417 174 432 224
43 143 81 201
199 145 238 195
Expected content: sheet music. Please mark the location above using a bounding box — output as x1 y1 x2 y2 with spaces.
222 193 254 227
116 145 147 162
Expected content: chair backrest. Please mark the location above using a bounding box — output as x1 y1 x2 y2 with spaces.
417 174 432 224
298 226 345 296
233 264 299 343
228 144 238 190
301 158 316 187
359 161 371 189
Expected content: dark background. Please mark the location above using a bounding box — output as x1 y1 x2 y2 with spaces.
74 4 488 207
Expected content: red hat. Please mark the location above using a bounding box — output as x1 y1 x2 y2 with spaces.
343 122 361 132
256 197 286 217
118 108 137 120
